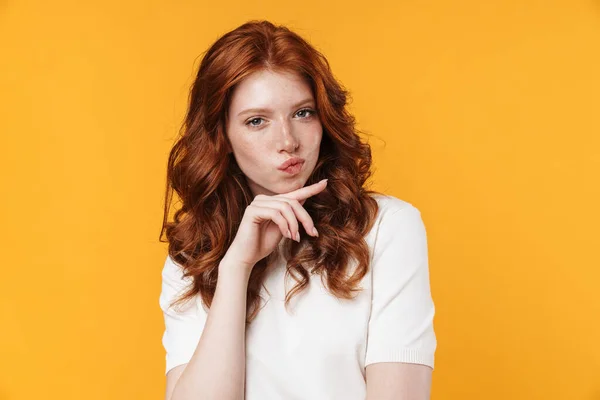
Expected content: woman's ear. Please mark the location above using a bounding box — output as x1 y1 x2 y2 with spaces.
223 132 233 155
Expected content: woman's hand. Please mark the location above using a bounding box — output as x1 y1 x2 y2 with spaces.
223 179 328 271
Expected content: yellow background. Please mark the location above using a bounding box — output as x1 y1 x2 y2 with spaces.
1 1 599 399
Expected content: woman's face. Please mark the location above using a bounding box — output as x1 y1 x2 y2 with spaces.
226 69 323 198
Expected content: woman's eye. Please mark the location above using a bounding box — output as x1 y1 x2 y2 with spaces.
246 117 264 127
296 108 315 118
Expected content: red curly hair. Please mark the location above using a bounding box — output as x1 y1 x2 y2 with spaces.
160 20 382 323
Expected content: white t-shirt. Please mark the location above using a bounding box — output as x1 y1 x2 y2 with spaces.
159 194 437 399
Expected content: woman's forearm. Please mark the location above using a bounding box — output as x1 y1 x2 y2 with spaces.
170 256 251 400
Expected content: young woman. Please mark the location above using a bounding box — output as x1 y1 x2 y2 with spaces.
159 20 437 400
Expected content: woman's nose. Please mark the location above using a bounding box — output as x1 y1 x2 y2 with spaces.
276 119 299 152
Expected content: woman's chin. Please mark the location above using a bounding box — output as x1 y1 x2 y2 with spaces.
249 176 309 197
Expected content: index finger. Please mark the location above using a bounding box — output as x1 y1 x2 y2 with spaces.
279 179 328 204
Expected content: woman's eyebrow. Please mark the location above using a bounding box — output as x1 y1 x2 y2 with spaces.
237 98 314 117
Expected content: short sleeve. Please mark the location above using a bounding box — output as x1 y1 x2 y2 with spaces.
159 255 208 375
365 204 437 369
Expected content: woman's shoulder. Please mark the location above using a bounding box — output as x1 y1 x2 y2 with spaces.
369 192 421 220
364 193 424 247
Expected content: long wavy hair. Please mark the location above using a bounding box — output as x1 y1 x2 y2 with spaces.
160 20 382 323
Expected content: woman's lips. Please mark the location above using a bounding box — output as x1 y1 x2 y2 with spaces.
280 161 304 175
278 157 305 170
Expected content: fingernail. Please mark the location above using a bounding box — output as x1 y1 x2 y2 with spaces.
295 232 300 242
312 227 319 237
287 230 292 239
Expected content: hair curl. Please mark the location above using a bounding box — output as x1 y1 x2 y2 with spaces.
160 20 382 323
